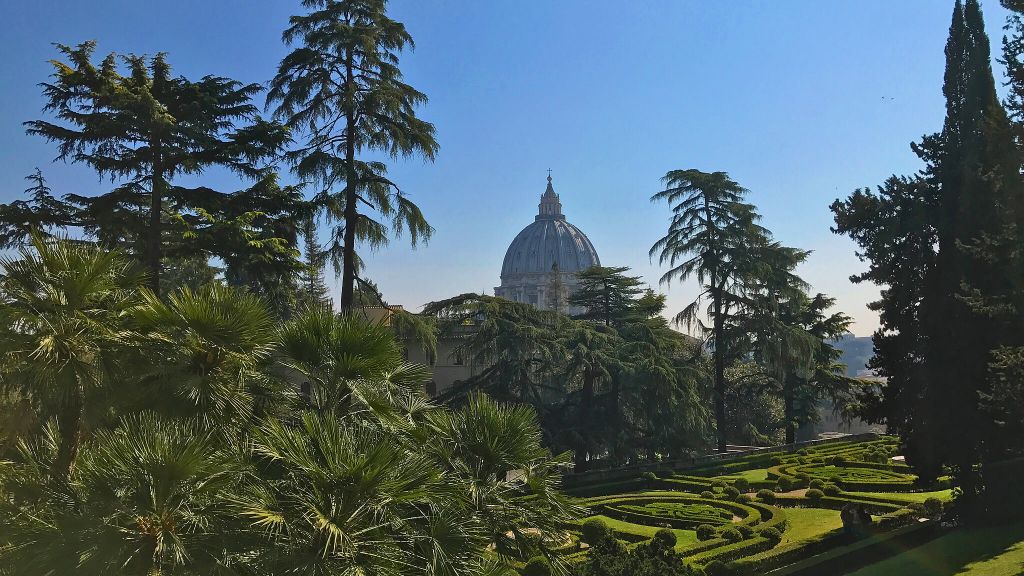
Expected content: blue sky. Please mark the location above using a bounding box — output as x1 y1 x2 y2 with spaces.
0 1 1014 336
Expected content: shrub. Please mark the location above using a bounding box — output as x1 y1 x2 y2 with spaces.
696 524 717 541
808 478 826 491
720 527 743 543
769 456 782 466
641 471 658 482
724 486 740 500
924 497 943 515
797 448 809 456
806 488 824 501
757 489 776 503
759 526 782 542
581 518 610 545
704 559 729 576
831 455 847 466
712 480 727 490
823 482 841 496
700 490 716 499
522 556 551 576
776 477 792 492
737 524 754 539
653 528 677 548
736 493 752 504
795 472 811 484
733 477 750 491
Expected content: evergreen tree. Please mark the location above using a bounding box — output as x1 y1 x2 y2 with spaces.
24 42 287 293
546 262 567 313
269 0 439 312
0 170 77 248
569 265 646 326
297 215 331 310
650 170 766 452
834 0 1024 514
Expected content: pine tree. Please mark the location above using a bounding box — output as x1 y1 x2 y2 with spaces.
545 262 566 313
569 265 646 327
298 216 330 310
834 0 1024 515
268 0 439 312
24 42 288 293
0 170 77 247
650 170 767 452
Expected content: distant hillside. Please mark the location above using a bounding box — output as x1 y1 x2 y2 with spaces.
834 333 874 376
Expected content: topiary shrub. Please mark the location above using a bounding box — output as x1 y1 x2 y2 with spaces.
808 478 826 491
704 559 730 576
737 524 754 539
720 527 743 543
796 472 811 485
823 482 841 496
736 493 752 504
831 455 847 466
757 489 776 504
733 477 750 491
641 471 658 483
769 456 782 466
797 448 809 456
723 486 740 500
777 477 792 492
806 488 824 501
759 526 782 542
700 490 716 499
653 528 677 549
581 518 610 545
522 556 551 576
696 524 717 541
712 480 727 490
924 497 943 515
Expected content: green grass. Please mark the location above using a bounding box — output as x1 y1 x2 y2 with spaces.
583 515 700 551
724 468 770 483
844 489 955 504
777 507 844 545
847 523 1024 576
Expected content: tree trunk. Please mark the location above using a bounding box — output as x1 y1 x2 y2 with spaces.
148 159 164 295
54 382 84 481
339 57 358 312
784 376 796 444
713 292 727 453
575 372 595 471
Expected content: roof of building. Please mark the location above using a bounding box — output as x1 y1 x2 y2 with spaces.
500 175 600 279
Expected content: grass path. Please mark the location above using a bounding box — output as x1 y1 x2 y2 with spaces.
584 515 699 551
778 507 844 545
846 523 1024 576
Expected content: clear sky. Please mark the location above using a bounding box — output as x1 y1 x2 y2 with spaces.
0 1 1014 336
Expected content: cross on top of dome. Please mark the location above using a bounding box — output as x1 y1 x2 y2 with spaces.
538 171 563 220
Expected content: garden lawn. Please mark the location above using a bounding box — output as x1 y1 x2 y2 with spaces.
725 468 770 483
584 515 700 551
846 523 1024 576
844 489 954 504
778 507 844 545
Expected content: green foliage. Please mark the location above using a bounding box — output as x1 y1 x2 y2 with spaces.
0 239 580 574
733 477 749 491
808 479 825 491
723 486 740 500
701 490 716 499
269 0 438 310
523 556 552 576
720 527 743 543
696 524 717 541
17 42 289 293
923 497 944 515
757 489 776 504
759 526 782 542
823 483 841 496
806 489 825 501
582 518 610 545
653 528 678 548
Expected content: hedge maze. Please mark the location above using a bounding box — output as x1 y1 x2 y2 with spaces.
559 436 952 574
